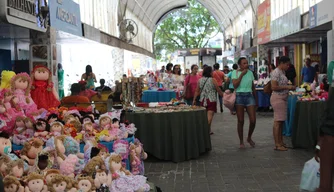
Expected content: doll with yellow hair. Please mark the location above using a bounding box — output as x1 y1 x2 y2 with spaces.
0 70 15 90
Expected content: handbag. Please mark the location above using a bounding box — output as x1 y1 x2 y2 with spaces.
263 81 272 94
223 71 238 110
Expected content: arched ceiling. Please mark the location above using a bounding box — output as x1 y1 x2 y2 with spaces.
120 0 250 31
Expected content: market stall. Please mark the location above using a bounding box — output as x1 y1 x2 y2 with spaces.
126 106 212 162
283 95 298 136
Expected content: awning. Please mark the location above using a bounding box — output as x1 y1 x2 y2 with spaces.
264 21 332 47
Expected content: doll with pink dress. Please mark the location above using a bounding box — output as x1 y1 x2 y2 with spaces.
34 118 50 142
24 116 35 139
10 73 39 115
0 102 12 133
12 116 28 145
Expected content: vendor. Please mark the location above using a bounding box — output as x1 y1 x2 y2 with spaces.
61 83 90 104
95 79 111 92
301 58 316 83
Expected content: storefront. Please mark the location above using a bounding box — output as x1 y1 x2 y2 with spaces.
0 0 47 72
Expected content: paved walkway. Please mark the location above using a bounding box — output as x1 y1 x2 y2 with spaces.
144 112 314 192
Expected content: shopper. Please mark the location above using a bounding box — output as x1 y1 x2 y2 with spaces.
226 64 238 115
212 63 225 112
61 83 90 104
270 56 296 151
193 66 224 135
183 65 200 105
166 63 173 74
223 66 230 74
198 64 208 77
95 79 112 92
232 57 257 149
286 63 297 85
317 84 334 192
81 65 97 89
301 58 316 83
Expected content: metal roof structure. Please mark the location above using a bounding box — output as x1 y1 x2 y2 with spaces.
121 0 250 31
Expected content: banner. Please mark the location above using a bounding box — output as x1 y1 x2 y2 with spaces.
257 0 271 44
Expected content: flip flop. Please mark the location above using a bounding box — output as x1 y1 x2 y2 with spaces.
274 146 288 151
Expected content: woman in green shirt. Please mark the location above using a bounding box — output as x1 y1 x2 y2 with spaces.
81 65 97 90
232 57 258 149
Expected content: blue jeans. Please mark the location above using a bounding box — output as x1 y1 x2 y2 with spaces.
235 92 256 106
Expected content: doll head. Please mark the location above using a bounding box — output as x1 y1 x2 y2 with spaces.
97 144 109 160
70 120 82 132
20 138 44 160
1 71 16 90
83 122 94 133
6 159 24 178
3 176 22 192
81 115 94 125
0 132 12 156
92 169 108 187
71 113 81 122
47 113 60 124
24 117 35 129
54 136 66 160
11 73 31 96
31 66 52 89
111 118 119 129
45 169 61 185
82 156 106 177
77 175 95 192
24 173 45 192
15 116 25 128
50 121 64 134
63 115 75 125
99 115 111 128
34 118 50 132
0 155 10 176
108 153 130 175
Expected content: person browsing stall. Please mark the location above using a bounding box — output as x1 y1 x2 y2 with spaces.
212 63 225 113
61 83 90 104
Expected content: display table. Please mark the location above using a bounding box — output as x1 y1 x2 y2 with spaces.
141 90 176 102
292 101 327 149
126 109 212 162
283 95 298 136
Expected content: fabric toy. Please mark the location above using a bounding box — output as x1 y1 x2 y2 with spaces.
23 172 48 192
0 71 16 90
6 159 25 178
82 122 97 141
0 102 12 133
12 116 28 145
3 175 24 192
59 154 78 178
96 115 114 142
82 156 106 177
47 113 62 124
77 175 95 192
108 153 150 192
0 155 11 177
30 65 60 110
49 121 64 138
129 143 140 175
34 119 50 142
47 174 73 192
92 169 112 192
29 151 53 175
10 73 39 115
44 169 61 185
24 117 35 138
134 139 148 175
20 138 44 166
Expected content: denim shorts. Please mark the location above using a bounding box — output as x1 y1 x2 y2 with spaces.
235 92 256 106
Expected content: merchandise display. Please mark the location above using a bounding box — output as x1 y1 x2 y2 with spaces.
126 105 204 113
290 83 328 101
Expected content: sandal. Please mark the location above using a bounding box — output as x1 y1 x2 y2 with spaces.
274 145 288 151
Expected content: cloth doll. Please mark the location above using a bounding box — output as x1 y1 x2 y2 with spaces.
82 156 106 177
28 151 53 175
44 169 61 185
49 121 64 138
30 65 60 110
77 175 95 192
96 115 113 142
0 155 11 177
12 116 28 145
81 115 99 131
47 113 62 124
129 143 141 175
92 169 112 192
0 71 16 90
23 173 48 192
34 119 50 142
6 159 25 178
110 118 128 139
82 122 97 141
59 154 78 178
10 73 39 115
1 89 24 120
134 139 148 175
121 121 137 137
3 175 24 192
108 153 150 192
0 101 12 133
20 138 44 166
48 174 72 192
24 117 35 139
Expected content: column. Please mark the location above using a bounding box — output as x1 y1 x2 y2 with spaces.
294 44 303 86
112 47 125 81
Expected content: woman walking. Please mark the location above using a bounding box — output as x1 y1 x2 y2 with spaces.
193 66 224 135
232 57 257 148
212 63 225 112
183 65 200 105
270 56 296 151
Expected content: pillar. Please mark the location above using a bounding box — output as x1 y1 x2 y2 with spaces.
112 47 125 81
294 44 303 86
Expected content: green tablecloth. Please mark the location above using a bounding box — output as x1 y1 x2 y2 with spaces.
126 109 212 162
292 101 327 149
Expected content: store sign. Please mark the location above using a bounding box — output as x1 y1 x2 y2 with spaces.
309 5 317 28
0 0 46 32
49 0 82 36
271 7 301 41
257 0 271 44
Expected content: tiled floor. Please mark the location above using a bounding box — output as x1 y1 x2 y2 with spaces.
144 112 314 192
